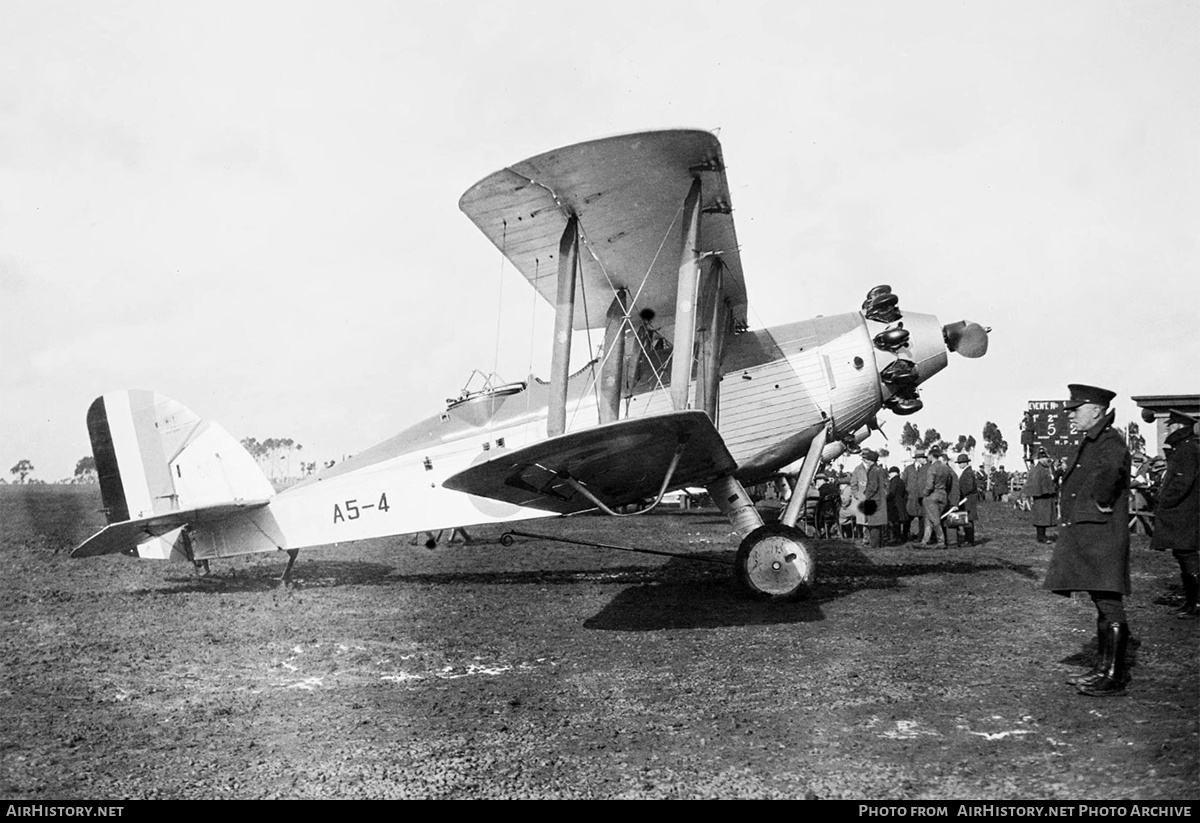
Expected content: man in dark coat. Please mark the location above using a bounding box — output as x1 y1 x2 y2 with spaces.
886 466 907 545
993 466 1011 502
951 453 979 546
903 450 927 543
975 464 988 499
1149 410 1199 618
1043 384 1132 697
1023 448 1058 543
815 474 840 539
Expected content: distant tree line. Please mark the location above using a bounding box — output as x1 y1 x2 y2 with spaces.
239 437 316 480
8 459 35 484
896 421 1006 464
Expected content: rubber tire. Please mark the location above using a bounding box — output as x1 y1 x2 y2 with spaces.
734 523 815 600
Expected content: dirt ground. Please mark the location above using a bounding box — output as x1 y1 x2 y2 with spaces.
1 484 1196 800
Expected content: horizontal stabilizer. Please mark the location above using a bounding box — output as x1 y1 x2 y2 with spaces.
71 500 270 558
443 411 736 514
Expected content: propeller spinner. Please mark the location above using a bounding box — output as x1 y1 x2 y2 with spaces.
943 320 990 359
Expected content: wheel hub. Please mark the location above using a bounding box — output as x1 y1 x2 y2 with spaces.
735 524 815 599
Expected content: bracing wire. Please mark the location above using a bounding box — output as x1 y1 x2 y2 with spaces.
485 170 696 426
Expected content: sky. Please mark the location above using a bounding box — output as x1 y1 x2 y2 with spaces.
2 0 1197 482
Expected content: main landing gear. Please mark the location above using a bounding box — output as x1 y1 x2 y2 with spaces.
734 523 814 600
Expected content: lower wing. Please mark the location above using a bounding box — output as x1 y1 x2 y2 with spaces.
443 411 736 514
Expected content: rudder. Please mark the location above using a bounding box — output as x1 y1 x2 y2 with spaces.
85 391 274 558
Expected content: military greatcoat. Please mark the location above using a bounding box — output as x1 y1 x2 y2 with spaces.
1043 411 1131 595
1149 426 1199 558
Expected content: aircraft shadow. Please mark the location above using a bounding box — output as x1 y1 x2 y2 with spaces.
138 561 402 594
139 559 710 594
583 541 1024 631
129 540 1038 634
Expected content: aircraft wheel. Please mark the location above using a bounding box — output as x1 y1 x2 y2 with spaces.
735 523 814 600
500 533 515 547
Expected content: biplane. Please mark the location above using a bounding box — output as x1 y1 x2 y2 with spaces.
71 129 988 599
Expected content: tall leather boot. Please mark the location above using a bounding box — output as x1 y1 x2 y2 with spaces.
1036 526 1047 543
965 524 976 546
1065 618 1107 686
1176 572 1199 619
1077 622 1129 696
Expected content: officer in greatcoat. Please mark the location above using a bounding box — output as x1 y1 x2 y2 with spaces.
1043 384 1132 697
1149 410 1199 618
1023 448 1058 543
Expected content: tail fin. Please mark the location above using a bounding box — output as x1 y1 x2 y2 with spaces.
82 390 274 558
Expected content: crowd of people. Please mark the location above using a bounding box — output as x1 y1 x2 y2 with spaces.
799 449 1081 551
807 444 982 549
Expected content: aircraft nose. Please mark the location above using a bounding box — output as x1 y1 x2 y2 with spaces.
943 320 990 359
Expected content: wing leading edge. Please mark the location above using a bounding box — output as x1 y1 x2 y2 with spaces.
443 411 736 514
458 129 748 336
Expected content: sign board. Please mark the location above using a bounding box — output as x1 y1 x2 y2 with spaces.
1021 400 1081 463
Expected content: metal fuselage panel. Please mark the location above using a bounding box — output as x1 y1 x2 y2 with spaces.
187 312 911 558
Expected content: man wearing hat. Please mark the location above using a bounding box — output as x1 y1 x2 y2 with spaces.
849 451 870 544
903 449 928 543
951 453 979 546
1043 384 1132 696
1149 410 1199 618
857 449 888 548
1023 447 1058 543
814 473 841 539
993 465 1011 503
921 446 954 546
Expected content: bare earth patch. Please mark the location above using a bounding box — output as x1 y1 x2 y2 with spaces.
1 485 1195 799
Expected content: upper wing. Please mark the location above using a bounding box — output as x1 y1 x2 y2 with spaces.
458 129 748 333
442 411 736 514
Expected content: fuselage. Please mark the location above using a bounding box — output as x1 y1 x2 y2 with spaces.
182 309 950 560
